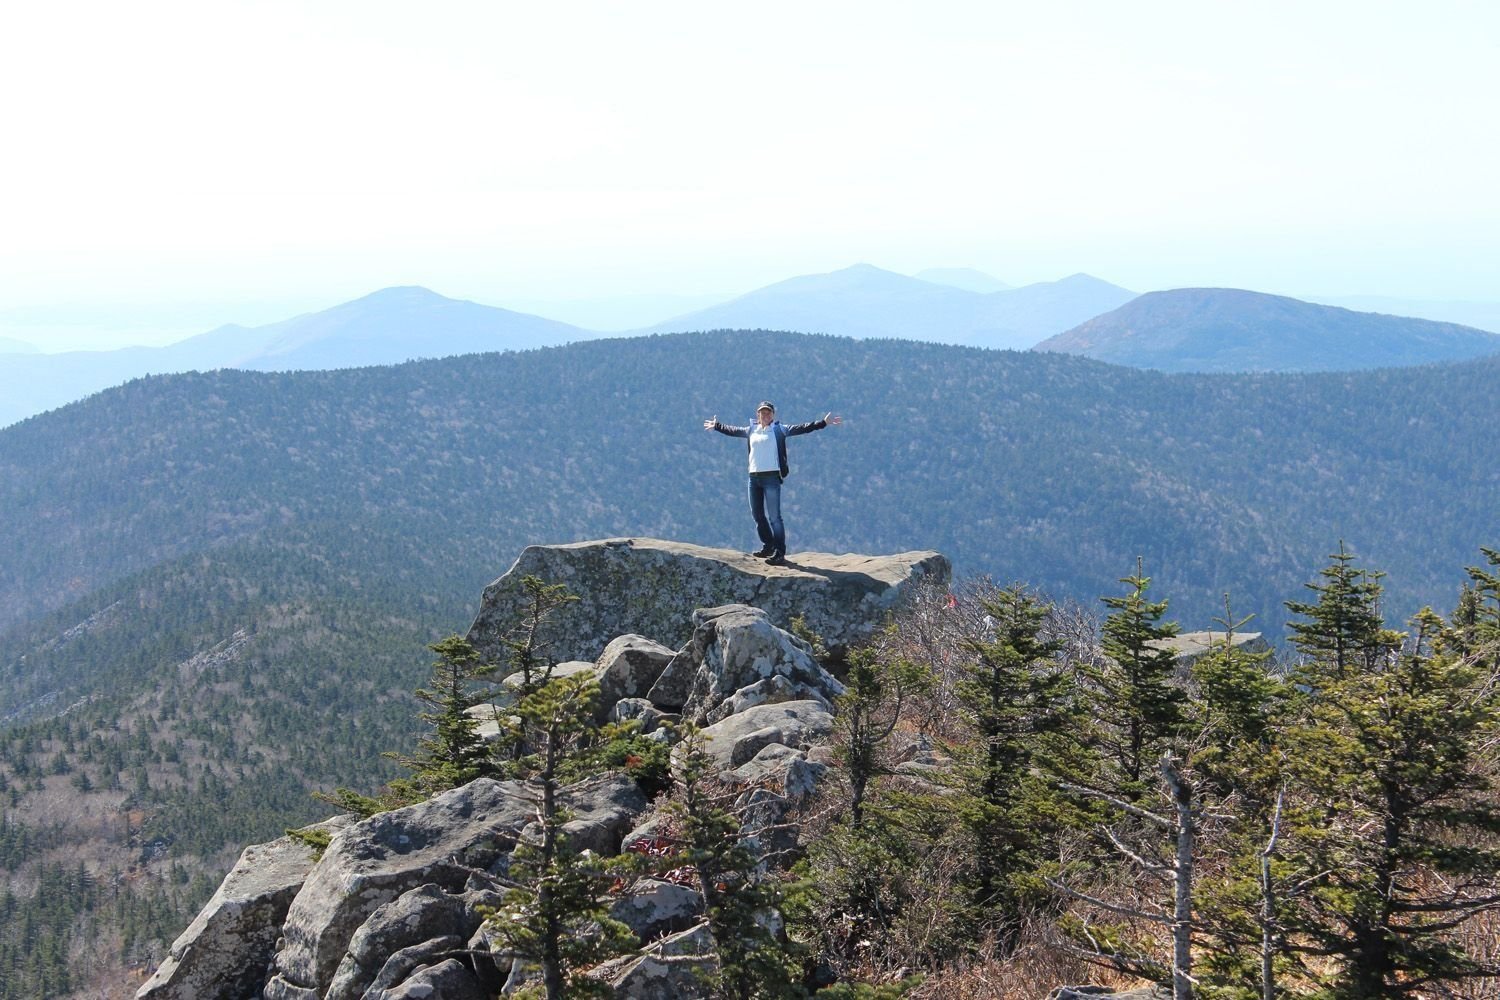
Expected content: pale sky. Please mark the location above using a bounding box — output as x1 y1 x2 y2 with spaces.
2 1 1498 349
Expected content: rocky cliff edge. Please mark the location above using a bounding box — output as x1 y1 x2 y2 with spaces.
465 537 950 665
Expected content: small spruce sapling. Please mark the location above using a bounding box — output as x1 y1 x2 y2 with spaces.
487 670 634 1000
668 727 801 1000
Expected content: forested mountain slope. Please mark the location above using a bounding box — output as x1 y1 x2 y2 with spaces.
4 330 1495 650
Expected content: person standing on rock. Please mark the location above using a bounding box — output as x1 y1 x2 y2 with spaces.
703 401 840 566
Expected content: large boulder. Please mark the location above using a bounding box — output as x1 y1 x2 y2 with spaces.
373 957 489 999
609 878 705 944
325 884 471 1000
597 634 677 707
695 700 836 769
136 815 352 1000
264 774 646 997
729 743 826 807
466 538 949 664
647 605 844 722
604 921 716 999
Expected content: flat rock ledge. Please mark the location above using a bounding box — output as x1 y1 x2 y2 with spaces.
466 538 950 664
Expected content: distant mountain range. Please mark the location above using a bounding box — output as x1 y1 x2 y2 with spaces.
1036 288 1500 372
0 269 1135 428
640 263 1135 348
9 270 1500 430
0 287 588 428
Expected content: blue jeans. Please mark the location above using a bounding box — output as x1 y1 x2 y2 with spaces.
748 475 785 555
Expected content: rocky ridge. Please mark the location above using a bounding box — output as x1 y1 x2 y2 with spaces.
139 541 946 999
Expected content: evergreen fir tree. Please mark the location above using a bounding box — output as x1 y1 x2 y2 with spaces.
1087 560 1189 796
318 634 499 817
1283 540 1392 680
1186 600 1303 999
834 644 930 828
669 729 801 1000
390 634 496 792
794 640 946 979
1281 555 1500 997
1451 546 1500 654
499 576 580 762
953 585 1074 942
488 670 633 999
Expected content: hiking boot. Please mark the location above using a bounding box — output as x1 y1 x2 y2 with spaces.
751 546 774 558
764 553 787 566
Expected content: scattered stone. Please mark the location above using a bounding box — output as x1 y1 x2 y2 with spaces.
517 772 649 856
501 659 598 692
620 812 675 855
463 702 510 742
360 935 465 995
610 697 675 735
729 743 825 805
1149 629 1270 662
597 635 677 708
266 774 643 996
373 956 489 999
606 921 716 999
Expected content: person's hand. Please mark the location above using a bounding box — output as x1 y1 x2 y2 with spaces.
824 412 842 426
703 416 717 430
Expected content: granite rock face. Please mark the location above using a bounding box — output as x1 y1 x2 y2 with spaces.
264 774 645 997
647 605 844 723
466 538 949 664
153 537 954 999
596 634 677 708
609 878 705 944
324 883 471 1000
135 816 352 1000
695 700 836 769
375 957 489 999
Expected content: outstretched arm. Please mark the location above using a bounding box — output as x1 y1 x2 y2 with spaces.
704 416 749 438
785 413 842 436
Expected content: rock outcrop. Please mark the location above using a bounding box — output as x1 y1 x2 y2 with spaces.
137 816 352 1000
261 774 645 998
149 539 950 1000
648 605 844 723
467 538 949 664
604 922 716 999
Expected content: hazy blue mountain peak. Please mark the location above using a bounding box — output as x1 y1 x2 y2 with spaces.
1036 287 1500 372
